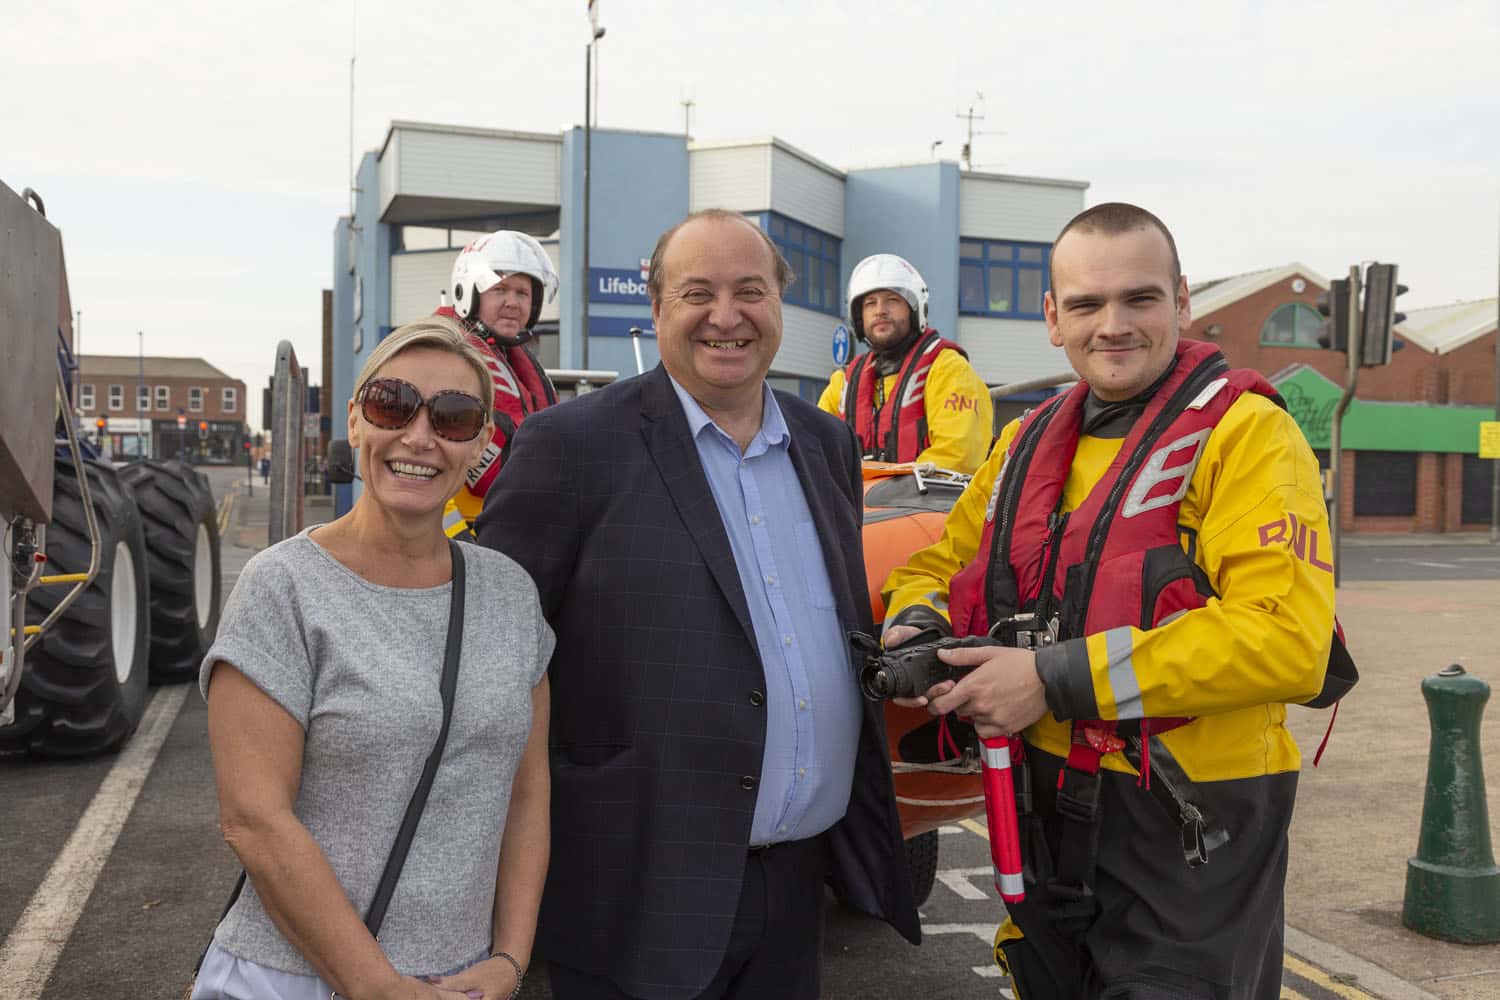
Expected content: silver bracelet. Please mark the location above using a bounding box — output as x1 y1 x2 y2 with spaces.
490 949 525 1000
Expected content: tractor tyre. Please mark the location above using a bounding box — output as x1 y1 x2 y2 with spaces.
0 454 151 757
904 829 941 906
120 460 221 682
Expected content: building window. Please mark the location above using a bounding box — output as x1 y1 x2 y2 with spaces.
752 212 840 315
222 387 237 412
1462 453 1495 525
959 238 1051 319
1260 303 1325 348
1354 451 1417 517
189 387 203 412
155 385 170 410
136 384 151 411
108 384 123 411
80 384 94 410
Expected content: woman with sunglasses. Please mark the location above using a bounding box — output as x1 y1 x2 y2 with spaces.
193 318 552 1000
436 230 560 541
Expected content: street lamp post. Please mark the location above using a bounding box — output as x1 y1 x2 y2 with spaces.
136 330 146 461
581 22 605 371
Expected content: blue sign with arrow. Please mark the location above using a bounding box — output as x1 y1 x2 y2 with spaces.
832 324 852 366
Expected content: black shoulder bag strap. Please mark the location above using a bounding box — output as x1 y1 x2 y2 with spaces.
194 540 467 975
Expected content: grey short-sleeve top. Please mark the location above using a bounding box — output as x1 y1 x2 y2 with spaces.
199 530 553 976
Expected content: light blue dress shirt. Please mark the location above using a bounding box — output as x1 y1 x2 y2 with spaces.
668 376 862 846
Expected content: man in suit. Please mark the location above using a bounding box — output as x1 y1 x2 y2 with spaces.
475 209 920 1000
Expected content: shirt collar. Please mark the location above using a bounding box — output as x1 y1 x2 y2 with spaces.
666 373 789 450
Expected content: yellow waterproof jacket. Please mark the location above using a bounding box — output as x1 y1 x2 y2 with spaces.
884 391 1334 783
817 347 993 475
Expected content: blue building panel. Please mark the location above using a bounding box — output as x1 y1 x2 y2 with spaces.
843 163 961 342
560 129 688 374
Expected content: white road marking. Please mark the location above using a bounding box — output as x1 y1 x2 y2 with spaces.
972 964 1006 979
938 824 966 834
936 866 993 901
1408 561 1460 569
0 686 189 995
921 923 997 944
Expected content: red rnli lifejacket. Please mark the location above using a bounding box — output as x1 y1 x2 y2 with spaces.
840 328 966 463
948 339 1272 682
433 306 557 499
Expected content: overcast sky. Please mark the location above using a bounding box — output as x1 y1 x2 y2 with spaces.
8 0 1498 428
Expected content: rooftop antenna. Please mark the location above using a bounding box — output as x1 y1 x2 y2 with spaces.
930 139 943 160
955 92 984 171
682 96 695 139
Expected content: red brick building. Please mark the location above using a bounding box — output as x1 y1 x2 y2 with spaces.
78 356 248 464
1186 265 1497 533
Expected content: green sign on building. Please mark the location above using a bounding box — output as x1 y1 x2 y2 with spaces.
1273 366 1494 454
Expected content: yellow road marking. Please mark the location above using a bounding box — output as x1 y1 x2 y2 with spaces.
1284 954 1377 998
1280 988 1316 1000
960 818 989 840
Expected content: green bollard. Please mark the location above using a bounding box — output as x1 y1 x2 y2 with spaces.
1401 664 1500 943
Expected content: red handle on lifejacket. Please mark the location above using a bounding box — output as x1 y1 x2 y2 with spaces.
979 734 1024 903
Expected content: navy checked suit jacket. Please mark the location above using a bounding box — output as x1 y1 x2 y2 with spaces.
475 364 920 999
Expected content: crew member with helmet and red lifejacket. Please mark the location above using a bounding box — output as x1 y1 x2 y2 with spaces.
437 230 560 539
817 253 993 474
882 203 1353 999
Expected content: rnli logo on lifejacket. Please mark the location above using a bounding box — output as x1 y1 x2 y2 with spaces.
1257 513 1334 572
1122 428 1211 518
943 393 976 412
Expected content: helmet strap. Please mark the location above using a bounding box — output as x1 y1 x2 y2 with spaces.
470 317 535 349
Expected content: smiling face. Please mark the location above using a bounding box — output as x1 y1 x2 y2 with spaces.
650 215 783 414
347 345 488 522
476 272 535 339
860 289 913 350
1044 226 1190 401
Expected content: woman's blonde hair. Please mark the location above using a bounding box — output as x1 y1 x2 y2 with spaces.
353 316 494 414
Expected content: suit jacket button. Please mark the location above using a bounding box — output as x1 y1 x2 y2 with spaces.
740 775 758 791
748 690 765 707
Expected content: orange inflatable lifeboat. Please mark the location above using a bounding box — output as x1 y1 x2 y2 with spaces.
860 461 985 902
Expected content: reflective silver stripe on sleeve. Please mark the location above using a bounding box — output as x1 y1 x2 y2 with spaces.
924 591 949 612
981 744 1011 770
1105 626 1143 720
995 868 1025 897
442 507 468 533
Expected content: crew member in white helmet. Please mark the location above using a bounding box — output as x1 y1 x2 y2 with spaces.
436 231 560 538
817 253 992 473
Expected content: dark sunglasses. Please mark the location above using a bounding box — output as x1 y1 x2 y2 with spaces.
356 377 487 442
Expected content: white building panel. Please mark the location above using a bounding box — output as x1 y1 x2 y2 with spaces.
774 304 840 381
381 127 561 217
958 317 1070 385
690 144 772 212
959 176 1084 242
391 244 561 328
770 145 844 237
390 251 457 326
539 241 561 322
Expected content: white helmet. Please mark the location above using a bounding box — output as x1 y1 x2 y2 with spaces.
847 253 929 341
450 230 560 342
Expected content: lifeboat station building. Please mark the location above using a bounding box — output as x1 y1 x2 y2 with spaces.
330 120 1089 509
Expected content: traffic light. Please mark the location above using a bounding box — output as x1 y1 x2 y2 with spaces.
95 417 106 436
1316 278 1350 352
1360 262 1407 368
198 420 209 441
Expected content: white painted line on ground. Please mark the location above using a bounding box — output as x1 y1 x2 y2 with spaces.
0 686 189 995
938 824 965 835
936 866 993 901
1408 561 1460 569
921 923 996 944
971 964 1005 979
1284 926 1441 1000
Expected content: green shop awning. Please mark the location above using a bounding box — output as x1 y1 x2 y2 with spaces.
1271 365 1495 454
